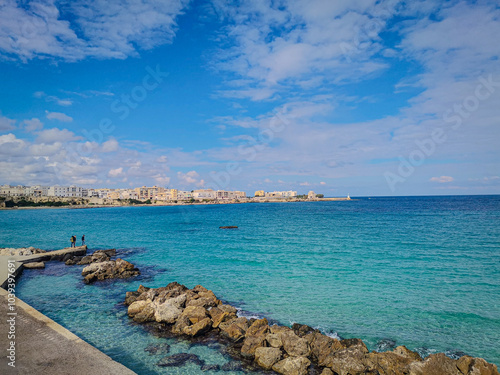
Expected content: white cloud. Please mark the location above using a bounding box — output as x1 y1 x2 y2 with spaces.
177 170 204 187
320 181 326 185
430 176 454 183
0 115 16 131
23 118 43 132
212 0 395 99
0 0 190 62
108 167 124 178
101 138 119 152
36 128 81 143
46 111 73 122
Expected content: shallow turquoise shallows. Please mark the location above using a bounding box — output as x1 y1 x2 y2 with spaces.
2 196 499 374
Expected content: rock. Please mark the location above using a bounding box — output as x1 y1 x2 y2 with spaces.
62 254 73 262
305 331 344 367
201 364 221 371
281 330 311 357
209 307 234 328
218 304 238 314
246 318 269 337
182 305 208 324
157 353 205 367
183 317 212 337
407 353 461 375
95 248 116 257
241 334 267 359
221 361 243 371
272 356 311 375
23 262 45 269
457 356 500 375
365 350 420 375
65 258 77 265
77 255 93 265
172 315 192 335
81 258 140 284
145 342 170 355
187 297 218 308
125 291 141 305
324 346 368 375
219 226 238 229
266 333 283 348
340 338 369 353
393 346 422 362
128 300 150 316
321 368 334 375
254 347 282 370
133 304 155 323
219 317 250 342
292 323 316 337
153 293 187 323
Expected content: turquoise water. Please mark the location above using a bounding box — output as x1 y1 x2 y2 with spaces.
1 196 499 373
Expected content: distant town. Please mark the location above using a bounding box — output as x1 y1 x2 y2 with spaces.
0 184 342 208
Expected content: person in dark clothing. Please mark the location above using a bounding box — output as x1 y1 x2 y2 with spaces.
70 235 75 248
81 235 85 246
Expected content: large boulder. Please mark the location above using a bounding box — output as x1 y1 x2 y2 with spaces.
281 330 311 357
254 347 282 370
81 258 140 284
182 305 208 324
241 318 270 358
153 294 187 323
323 346 369 375
457 356 500 375
407 353 461 375
23 262 45 269
183 317 212 337
365 350 421 375
272 356 311 375
219 317 250 342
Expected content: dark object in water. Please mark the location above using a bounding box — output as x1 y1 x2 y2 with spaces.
219 226 238 229
157 353 205 367
145 342 171 355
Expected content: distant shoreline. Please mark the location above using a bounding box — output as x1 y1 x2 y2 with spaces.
0 197 352 211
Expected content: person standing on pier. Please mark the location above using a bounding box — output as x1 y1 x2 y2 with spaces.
81 234 85 246
70 235 75 248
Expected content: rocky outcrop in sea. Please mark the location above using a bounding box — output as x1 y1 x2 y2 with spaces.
125 282 500 375
64 249 140 284
0 247 46 256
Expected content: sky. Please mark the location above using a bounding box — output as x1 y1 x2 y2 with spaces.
0 0 499 196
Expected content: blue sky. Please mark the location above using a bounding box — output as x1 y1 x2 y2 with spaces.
0 0 499 196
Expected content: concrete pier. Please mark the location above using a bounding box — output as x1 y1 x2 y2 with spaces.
0 246 138 374
0 288 137 374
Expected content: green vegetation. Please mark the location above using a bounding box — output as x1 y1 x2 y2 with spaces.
316 194 324 198
4 199 70 207
296 194 307 199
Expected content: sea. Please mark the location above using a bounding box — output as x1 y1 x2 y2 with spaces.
1 195 499 374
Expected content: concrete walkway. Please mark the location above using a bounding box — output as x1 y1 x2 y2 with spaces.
0 246 87 289
0 288 137 375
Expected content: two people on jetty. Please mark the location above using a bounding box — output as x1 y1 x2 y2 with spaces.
70 235 85 247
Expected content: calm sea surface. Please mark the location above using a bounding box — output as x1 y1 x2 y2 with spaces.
1 196 499 374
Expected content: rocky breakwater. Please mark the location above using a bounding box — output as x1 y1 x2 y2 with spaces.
65 249 140 284
125 282 499 375
0 247 46 256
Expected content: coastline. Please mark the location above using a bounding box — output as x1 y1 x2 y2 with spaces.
0 197 353 211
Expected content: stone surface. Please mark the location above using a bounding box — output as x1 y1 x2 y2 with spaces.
457 356 500 375
407 353 461 375
81 258 140 284
23 261 45 269
153 294 186 323
281 330 311 357
254 347 282 370
272 356 311 375
266 333 283 348
183 317 212 337
182 305 208 324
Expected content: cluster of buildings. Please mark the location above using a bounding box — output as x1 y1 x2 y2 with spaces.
0 185 320 202
0 185 248 201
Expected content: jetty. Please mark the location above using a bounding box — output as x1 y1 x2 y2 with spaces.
0 245 138 374
0 246 87 289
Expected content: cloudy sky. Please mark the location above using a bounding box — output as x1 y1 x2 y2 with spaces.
0 0 499 196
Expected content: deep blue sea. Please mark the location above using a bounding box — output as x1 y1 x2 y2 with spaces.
1 196 499 374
